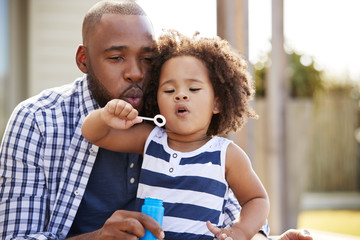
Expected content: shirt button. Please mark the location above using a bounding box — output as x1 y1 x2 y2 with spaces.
74 190 80 196
89 148 96 154
129 163 134 168
130 178 135 184
172 153 177 158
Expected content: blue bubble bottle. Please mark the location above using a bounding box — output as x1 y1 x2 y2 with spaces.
140 198 164 240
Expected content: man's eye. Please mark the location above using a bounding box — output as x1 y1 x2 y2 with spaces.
108 56 124 61
141 57 152 63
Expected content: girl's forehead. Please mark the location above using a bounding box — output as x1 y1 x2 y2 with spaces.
161 56 207 73
159 56 211 87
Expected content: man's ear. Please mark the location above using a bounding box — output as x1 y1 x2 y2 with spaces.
76 45 88 73
213 97 221 114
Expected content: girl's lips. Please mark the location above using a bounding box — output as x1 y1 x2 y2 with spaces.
176 104 189 116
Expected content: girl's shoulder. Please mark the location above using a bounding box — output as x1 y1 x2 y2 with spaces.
211 136 233 150
151 126 167 139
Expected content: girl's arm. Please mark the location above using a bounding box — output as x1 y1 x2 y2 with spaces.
223 143 270 240
81 99 153 154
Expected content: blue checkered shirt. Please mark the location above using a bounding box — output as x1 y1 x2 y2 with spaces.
0 75 269 239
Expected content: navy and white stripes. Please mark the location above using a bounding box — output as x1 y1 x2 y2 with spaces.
137 127 232 240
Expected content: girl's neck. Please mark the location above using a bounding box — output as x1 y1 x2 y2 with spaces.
167 134 212 152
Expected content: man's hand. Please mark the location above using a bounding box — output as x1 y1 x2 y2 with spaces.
67 210 164 240
206 221 313 240
246 229 313 240
275 229 313 240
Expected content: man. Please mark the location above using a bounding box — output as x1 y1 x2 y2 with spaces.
0 1 312 239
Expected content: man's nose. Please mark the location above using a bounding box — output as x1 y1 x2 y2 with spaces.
124 59 144 83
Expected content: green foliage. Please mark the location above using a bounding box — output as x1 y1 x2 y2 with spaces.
253 60 267 98
322 77 360 98
253 51 324 98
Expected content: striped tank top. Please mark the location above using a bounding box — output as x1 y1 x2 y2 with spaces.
136 127 232 240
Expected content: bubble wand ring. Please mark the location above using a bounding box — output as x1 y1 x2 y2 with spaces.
137 114 166 127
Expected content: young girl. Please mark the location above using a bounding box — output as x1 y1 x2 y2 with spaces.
82 30 269 240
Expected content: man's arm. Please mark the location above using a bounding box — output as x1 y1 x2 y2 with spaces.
0 106 50 239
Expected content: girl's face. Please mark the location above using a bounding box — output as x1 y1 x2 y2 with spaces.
157 56 220 140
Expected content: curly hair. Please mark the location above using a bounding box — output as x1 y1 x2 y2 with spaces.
143 30 258 136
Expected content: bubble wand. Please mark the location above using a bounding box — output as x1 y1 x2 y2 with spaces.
137 114 166 127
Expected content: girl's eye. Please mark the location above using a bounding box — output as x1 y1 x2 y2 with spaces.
190 88 201 92
164 89 175 93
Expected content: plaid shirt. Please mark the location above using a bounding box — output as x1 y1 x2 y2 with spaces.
0 75 269 239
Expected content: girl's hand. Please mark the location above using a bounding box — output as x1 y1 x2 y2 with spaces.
102 99 142 129
206 221 244 240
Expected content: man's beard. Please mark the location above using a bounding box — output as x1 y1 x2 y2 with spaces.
87 62 144 109
88 67 112 108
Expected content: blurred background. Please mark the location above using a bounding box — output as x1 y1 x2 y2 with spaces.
0 0 359 238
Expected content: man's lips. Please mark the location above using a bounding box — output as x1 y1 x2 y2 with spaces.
125 97 141 107
123 87 142 107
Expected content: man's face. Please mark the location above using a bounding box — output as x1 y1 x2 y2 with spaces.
85 14 154 109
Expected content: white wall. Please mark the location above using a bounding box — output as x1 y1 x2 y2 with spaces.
27 0 99 96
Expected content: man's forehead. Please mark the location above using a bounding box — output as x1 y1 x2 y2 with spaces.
87 14 155 48
101 14 153 33
103 43 154 53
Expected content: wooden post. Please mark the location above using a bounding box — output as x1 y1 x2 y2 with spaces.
266 0 288 234
216 0 255 161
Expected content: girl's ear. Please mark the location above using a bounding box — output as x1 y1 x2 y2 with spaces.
213 97 221 114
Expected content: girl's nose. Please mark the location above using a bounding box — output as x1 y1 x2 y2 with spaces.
174 93 189 101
